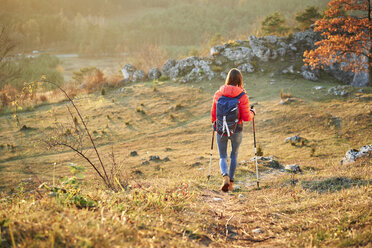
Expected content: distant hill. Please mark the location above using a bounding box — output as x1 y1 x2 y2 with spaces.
1 0 329 56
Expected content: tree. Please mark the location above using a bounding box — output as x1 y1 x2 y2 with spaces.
261 12 289 35
295 6 322 30
303 0 371 86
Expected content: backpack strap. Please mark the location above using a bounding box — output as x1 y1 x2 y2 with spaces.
235 91 246 99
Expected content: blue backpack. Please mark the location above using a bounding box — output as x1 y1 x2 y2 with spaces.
216 92 245 136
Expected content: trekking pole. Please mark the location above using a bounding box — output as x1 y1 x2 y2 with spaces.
207 129 215 181
251 106 259 189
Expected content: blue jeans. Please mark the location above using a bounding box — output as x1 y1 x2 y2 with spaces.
216 132 243 182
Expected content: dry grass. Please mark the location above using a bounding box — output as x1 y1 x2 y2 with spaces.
0 74 371 247
127 44 169 72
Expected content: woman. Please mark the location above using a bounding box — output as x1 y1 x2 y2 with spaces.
211 68 255 192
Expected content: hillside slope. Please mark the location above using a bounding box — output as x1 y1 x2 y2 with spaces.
0 74 371 247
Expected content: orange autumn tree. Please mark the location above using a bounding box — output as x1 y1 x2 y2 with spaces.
303 0 372 85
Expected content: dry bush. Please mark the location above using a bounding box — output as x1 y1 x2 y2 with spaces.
127 44 168 72
106 74 124 88
0 84 18 107
39 94 48 103
85 69 106 93
280 89 292 99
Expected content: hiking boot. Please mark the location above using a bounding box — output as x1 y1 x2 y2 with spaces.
228 182 234 191
221 175 230 192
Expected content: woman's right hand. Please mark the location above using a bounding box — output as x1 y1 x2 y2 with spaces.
250 106 256 115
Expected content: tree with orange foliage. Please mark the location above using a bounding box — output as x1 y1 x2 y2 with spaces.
303 0 371 86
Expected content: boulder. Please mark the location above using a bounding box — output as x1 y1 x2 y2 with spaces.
121 64 136 80
148 68 161 80
277 47 286 57
161 59 176 76
341 145 371 164
285 164 302 173
132 70 146 82
302 70 319 81
285 135 308 145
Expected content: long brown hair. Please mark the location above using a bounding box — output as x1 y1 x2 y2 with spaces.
225 68 243 87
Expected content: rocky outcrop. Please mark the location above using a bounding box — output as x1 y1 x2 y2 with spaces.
121 29 368 86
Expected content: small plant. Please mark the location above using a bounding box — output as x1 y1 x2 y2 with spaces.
310 144 316 157
159 75 169 81
280 89 292 99
39 94 48 103
51 163 97 208
211 65 222 72
169 113 176 120
136 108 146 115
101 88 106 95
153 85 158 92
256 144 263 156
175 102 183 110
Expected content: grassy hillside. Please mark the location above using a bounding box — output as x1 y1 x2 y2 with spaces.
0 73 371 247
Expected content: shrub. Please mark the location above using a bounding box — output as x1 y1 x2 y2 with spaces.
256 144 263 156
261 12 289 35
295 6 322 30
39 94 48 103
101 88 106 95
211 65 222 72
159 75 169 81
280 89 292 99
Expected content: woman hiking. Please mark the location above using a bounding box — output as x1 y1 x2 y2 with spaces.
211 68 255 192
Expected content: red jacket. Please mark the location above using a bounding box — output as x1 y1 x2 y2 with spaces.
211 85 253 124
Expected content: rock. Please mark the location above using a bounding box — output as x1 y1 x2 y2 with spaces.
288 65 294 74
252 228 263 234
285 164 302 173
191 162 202 167
328 85 352 96
132 70 145 82
302 70 319 81
161 59 176 76
341 145 371 164
121 64 136 81
163 157 170 162
148 68 161 80
118 87 126 93
141 161 150 165
285 135 308 145
279 98 295 105
277 47 286 57
266 35 278 44
237 62 255 73
213 197 222 201
313 86 325 90
238 194 244 199
130 151 138 157
149 155 161 161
